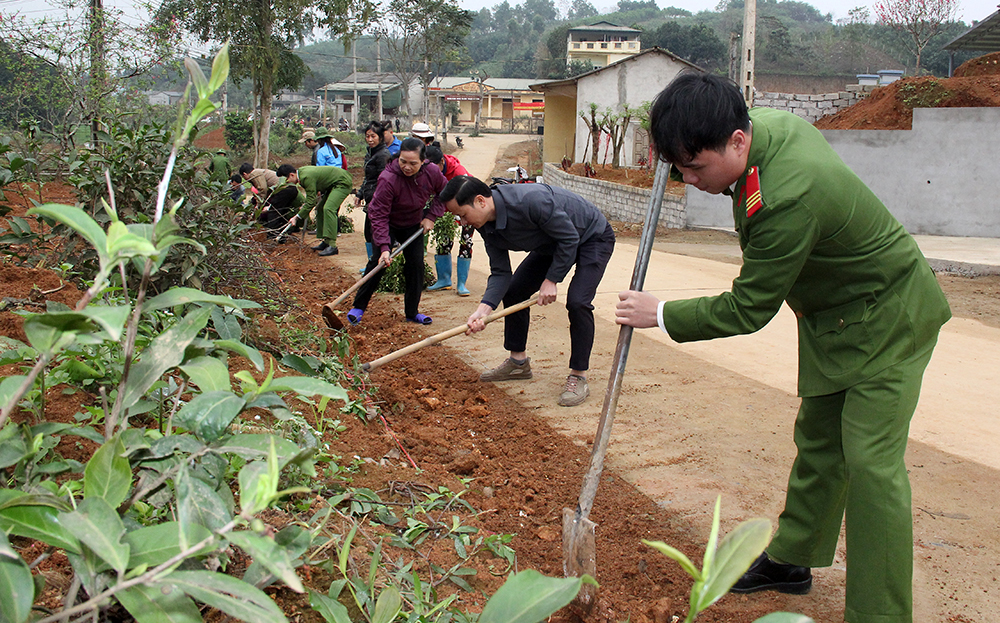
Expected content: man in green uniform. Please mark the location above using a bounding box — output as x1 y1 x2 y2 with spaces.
282 164 353 256
208 149 231 183
615 73 951 623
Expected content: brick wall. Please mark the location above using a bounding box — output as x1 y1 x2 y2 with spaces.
543 163 686 229
753 84 876 123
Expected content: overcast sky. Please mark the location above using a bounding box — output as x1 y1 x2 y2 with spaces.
3 0 997 34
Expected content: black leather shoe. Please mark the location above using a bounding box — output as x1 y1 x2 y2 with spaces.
311 241 329 251
730 553 812 595
318 246 339 256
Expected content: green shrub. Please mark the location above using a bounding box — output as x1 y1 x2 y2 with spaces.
224 111 254 152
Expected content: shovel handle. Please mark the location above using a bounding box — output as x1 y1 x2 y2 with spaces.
323 228 425 310
574 158 672 522
362 297 537 372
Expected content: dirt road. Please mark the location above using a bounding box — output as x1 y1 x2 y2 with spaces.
346 134 999 621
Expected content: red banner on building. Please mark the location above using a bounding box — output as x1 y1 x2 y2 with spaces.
513 102 545 110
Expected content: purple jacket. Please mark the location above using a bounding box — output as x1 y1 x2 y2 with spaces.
368 159 447 253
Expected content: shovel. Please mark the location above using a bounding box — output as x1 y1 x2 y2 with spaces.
322 228 425 330
361 296 537 372
562 158 671 609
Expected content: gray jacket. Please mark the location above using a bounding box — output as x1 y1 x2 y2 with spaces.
478 183 609 307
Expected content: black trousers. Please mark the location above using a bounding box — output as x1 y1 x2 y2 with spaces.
352 223 424 318
500 223 615 371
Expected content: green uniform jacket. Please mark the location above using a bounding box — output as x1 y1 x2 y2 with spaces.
295 165 353 221
662 108 951 396
209 154 231 183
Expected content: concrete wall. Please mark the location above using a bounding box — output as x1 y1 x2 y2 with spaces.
685 107 1000 238
575 54 689 167
753 84 875 124
543 163 686 229
541 94 579 166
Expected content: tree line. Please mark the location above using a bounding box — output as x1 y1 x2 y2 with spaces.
0 0 981 165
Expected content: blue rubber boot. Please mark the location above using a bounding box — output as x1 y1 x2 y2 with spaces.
456 257 471 297
427 254 453 291
360 242 373 273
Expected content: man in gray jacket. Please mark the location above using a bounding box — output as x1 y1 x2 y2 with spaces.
440 176 615 406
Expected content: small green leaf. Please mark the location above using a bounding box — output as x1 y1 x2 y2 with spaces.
643 539 703 581
22 312 91 354
213 340 264 371
184 58 210 99
371 586 402 623
27 204 108 264
62 497 130 575
226 531 303 593
118 582 204 623
0 531 33 623
174 391 246 442
265 377 348 403
308 589 351 623
119 306 213 412
753 614 815 623
212 306 242 341
142 289 258 314
208 43 230 92
179 356 231 392
478 570 596 623
215 434 301 466
697 517 772 612
0 376 28 412
125 522 214 568
168 570 287 623
0 491 80 553
279 354 319 376
84 434 131 507
176 468 231 534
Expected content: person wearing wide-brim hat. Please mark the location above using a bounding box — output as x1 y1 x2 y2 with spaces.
314 127 347 168
410 122 435 145
209 148 231 183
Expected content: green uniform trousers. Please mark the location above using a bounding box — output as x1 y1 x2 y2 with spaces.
315 185 352 246
767 338 937 623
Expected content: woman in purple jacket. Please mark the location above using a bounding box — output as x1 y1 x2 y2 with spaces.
347 137 447 325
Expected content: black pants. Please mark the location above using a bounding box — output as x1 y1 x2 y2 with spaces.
352 223 424 318
259 186 299 232
501 222 615 371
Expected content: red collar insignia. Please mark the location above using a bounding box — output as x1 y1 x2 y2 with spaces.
742 166 763 218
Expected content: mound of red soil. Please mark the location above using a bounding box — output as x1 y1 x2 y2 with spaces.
815 74 1000 130
193 126 228 150
954 51 1000 77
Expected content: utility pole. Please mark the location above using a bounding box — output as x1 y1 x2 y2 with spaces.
377 39 383 121
88 0 106 143
352 43 358 128
739 0 757 107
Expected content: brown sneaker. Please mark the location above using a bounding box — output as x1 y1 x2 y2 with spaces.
558 374 590 407
480 357 532 382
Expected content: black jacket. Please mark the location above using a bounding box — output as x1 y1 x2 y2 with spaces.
357 143 391 203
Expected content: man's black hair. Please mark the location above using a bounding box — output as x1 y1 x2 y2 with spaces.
399 137 426 160
649 72 750 164
276 164 296 178
440 175 490 206
229 173 242 184
425 145 443 165
238 162 253 176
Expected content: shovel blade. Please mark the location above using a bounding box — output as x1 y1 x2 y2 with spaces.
562 507 597 609
322 304 343 330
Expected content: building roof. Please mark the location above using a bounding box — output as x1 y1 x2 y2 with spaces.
529 47 702 94
318 72 404 92
944 9 1000 52
426 77 537 92
568 21 640 34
